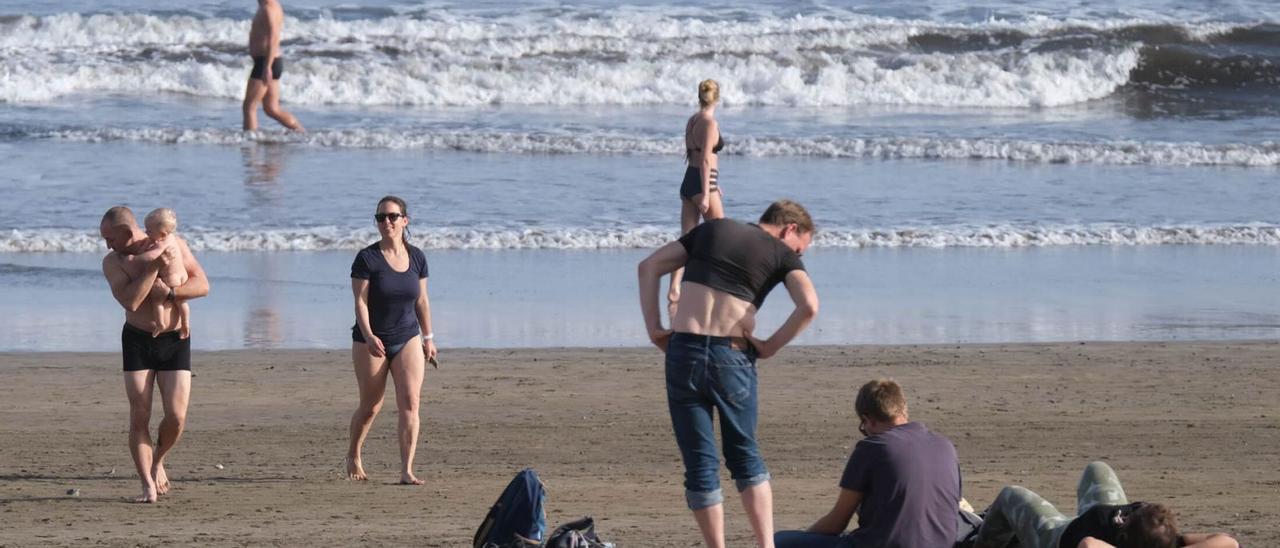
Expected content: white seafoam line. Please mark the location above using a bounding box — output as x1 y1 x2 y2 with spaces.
3 224 1279 252
32 127 1280 167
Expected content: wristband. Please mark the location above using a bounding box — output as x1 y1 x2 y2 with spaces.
423 332 434 341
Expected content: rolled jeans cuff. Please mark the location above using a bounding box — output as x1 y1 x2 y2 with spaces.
686 488 724 510
735 472 771 492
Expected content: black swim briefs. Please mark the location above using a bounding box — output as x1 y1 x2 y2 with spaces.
121 323 191 372
249 56 284 81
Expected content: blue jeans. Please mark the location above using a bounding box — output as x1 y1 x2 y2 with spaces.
774 531 854 548
665 332 771 510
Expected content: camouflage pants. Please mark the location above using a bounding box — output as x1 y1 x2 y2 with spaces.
974 461 1130 548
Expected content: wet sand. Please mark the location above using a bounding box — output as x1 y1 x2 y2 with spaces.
1 342 1277 546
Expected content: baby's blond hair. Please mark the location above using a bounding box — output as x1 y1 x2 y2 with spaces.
144 208 178 234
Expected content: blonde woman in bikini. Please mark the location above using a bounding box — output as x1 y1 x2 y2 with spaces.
669 79 726 319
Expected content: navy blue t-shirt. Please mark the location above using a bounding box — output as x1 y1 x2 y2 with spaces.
839 422 961 548
351 243 428 347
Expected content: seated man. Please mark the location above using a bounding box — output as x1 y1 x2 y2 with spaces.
975 461 1239 548
776 379 960 548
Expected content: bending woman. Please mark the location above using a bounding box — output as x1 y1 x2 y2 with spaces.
346 195 439 485
976 461 1238 548
669 78 726 319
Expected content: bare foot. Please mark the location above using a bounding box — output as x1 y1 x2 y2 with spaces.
399 472 424 485
345 456 368 481
153 462 170 495
134 485 158 503
179 324 190 340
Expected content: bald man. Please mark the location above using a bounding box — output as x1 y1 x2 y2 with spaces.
100 206 210 503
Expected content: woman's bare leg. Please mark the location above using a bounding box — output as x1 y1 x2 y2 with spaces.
389 336 426 485
347 343 388 481
670 198 703 321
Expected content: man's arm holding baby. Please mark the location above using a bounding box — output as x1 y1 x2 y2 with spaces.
148 238 210 303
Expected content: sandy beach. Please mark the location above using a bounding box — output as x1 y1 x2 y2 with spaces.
1 341 1277 546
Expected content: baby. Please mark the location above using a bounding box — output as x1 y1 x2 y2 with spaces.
141 208 190 338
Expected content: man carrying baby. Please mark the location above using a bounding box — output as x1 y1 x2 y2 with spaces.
99 206 210 503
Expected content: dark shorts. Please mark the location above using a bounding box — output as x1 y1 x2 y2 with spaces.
121 323 191 372
250 56 284 81
679 165 720 201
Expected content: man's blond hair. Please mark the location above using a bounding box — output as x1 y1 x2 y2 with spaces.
758 199 815 234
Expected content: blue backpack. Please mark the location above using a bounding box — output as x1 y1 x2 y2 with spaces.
474 468 547 548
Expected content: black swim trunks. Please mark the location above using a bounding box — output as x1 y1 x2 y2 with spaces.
249 56 284 81
121 323 191 372
680 165 720 201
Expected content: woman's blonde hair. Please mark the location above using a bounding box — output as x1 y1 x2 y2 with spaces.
698 79 720 107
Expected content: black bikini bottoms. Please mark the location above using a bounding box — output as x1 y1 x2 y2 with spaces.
383 340 409 362
679 166 720 201
353 328 414 362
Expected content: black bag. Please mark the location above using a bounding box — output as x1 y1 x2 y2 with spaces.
546 516 610 548
474 469 547 548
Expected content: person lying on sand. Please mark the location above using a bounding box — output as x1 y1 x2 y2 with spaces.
975 461 1239 548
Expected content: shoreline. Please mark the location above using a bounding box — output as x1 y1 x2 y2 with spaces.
2 341 1278 546
3 337 1280 354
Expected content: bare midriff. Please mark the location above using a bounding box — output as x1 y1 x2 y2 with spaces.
248 3 280 57
671 282 757 337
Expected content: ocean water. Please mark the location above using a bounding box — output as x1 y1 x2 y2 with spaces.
1 0 1278 351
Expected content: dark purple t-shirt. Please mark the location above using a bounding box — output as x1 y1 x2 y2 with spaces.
350 243 428 347
839 422 961 548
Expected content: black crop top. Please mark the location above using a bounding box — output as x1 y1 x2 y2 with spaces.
1059 503 1149 548
677 219 805 309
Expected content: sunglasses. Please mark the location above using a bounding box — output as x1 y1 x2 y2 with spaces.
375 213 406 223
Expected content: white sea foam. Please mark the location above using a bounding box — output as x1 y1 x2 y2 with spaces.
35 127 1280 167
0 11 1158 107
5 223 1277 253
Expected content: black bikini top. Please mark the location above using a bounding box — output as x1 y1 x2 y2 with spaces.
687 133 725 159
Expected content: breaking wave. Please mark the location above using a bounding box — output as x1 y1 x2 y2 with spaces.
23 126 1280 166
9 10 1277 108
4 223 1278 252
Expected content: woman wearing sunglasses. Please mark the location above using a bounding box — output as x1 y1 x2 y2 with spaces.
345 195 439 485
